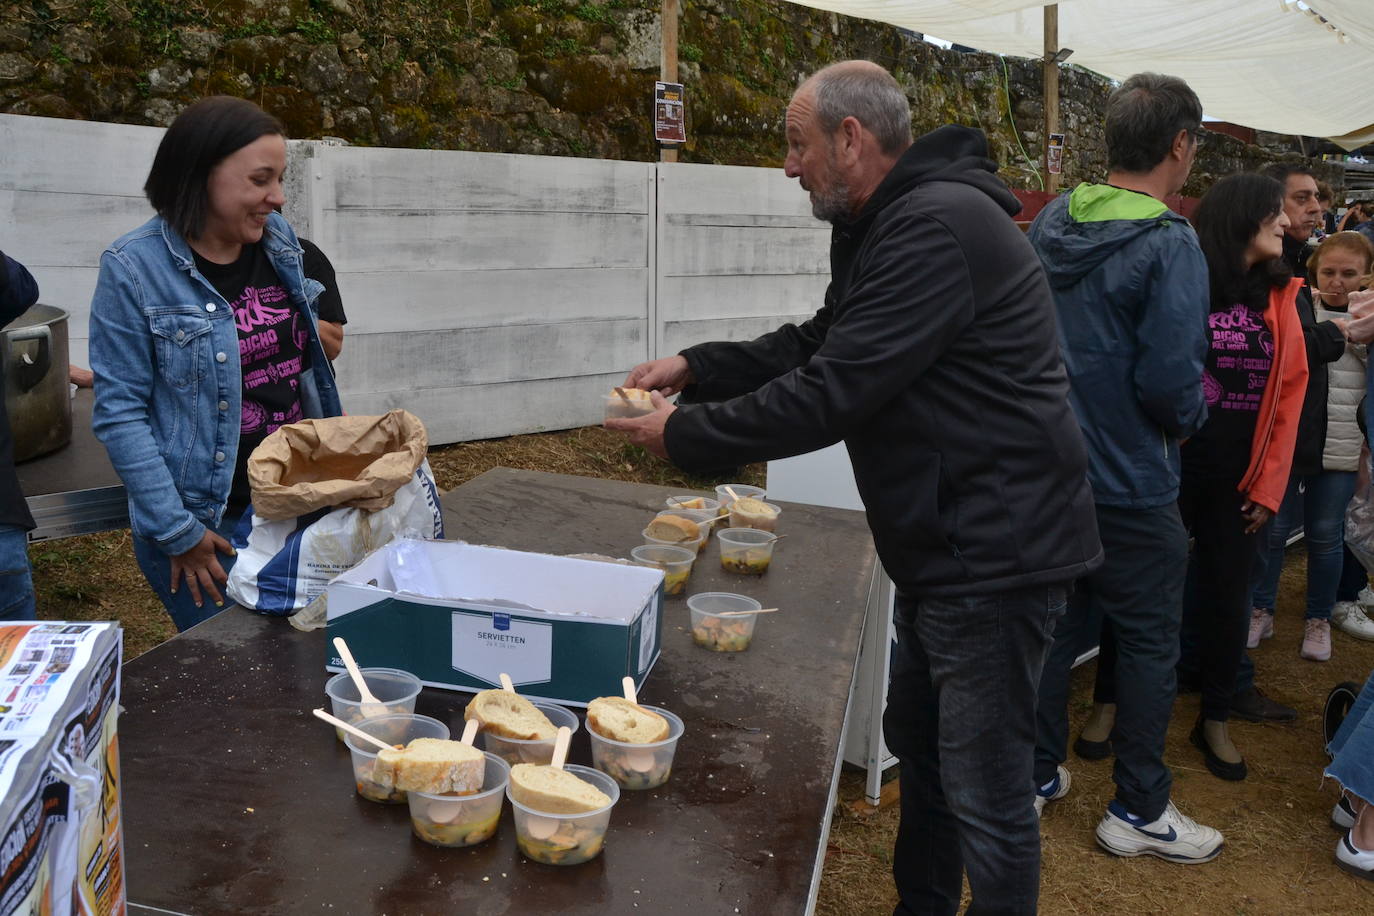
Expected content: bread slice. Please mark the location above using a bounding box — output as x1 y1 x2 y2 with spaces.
464 689 557 740
646 514 700 542
509 764 611 814
372 738 485 795
671 497 705 509
587 696 669 743
612 387 654 403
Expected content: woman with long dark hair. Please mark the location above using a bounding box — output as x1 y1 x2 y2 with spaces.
89 96 343 632
1178 172 1308 780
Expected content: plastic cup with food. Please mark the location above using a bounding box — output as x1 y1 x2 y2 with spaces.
717 528 778 575
688 592 763 652
325 667 422 742
641 525 706 555
407 751 510 848
728 497 781 532
630 544 695 596
663 495 720 516
587 705 684 791
480 702 581 767
714 483 766 515
344 713 450 804
604 388 656 420
507 764 621 865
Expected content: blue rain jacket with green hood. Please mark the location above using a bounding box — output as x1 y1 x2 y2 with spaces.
1028 183 1209 509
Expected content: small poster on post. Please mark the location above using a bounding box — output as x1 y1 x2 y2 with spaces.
655 81 686 145
1048 132 1065 174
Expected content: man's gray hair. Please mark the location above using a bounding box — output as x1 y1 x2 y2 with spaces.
809 62 913 155
1105 72 1203 173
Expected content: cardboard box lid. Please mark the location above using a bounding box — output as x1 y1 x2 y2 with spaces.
332 539 663 625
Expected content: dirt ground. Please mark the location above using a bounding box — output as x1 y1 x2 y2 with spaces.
27 426 1374 914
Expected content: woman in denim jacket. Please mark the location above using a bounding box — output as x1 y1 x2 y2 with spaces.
89 97 342 631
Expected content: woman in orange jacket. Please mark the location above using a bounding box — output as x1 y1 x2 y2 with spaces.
1179 172 1309 781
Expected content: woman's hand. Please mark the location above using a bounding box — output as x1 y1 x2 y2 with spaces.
170 529 235 608
1240 500 1272 535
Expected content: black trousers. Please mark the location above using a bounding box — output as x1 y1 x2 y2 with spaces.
1177 473 1258 722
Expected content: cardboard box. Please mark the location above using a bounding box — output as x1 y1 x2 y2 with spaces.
0 622 125 916
326 539 664 706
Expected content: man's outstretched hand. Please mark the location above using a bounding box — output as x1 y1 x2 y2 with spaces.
622 356 693 397
604 390 676 459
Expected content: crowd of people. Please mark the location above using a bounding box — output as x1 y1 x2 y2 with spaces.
606 63 1374 912
4 57 1374 914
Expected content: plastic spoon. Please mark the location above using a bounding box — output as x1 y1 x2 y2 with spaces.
332 637 387 718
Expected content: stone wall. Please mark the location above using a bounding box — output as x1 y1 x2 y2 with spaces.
0 0 1339 194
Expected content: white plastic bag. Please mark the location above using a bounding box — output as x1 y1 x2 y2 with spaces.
227 461 444 615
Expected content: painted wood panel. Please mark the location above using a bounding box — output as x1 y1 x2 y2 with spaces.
0 190 152 268
656 162 811 218
327 146 651 214
0 115 162 197
331 319 647 394
656 274 829 323
662 315 814 356
323 208 648 272
340 372 625 444
337 268 648 333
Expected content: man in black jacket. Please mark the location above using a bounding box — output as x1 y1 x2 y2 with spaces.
607 60 1101 916
0 250 39 620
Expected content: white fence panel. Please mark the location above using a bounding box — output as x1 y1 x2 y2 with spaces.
654 162 829 359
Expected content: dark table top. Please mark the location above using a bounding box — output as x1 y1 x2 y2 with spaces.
120 468 876 915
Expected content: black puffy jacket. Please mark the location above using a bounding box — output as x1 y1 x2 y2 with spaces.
664 126 1103 597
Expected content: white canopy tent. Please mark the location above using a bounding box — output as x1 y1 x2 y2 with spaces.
778 1 1374 147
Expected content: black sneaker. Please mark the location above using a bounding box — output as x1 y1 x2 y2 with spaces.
1230 686 1297 723
1073 734 1113 760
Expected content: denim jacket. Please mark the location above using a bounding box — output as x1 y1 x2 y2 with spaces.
90 212 343 556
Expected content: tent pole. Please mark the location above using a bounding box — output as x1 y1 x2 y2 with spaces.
1043 3 1059 193
661 0 679 163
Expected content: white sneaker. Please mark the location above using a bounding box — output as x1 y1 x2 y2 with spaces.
1034 765 1071 816
1096 799 1224 863
1247 608 1274 649
1358 586 1374 608
1302 618 1333 661
1334 795 1358 830
1333 601 1374 641
1336 831 1374 881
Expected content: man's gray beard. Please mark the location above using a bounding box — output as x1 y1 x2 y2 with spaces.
811 177 851 223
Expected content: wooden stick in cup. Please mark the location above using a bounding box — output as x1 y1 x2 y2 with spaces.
550 726 572 770
460 718 480 746
332 637 387 718
312 708 399 752
622 675 638 704
614 386 634 406
715 608 781 617
723 486 741 502
500 673 515 693
695 514 726 527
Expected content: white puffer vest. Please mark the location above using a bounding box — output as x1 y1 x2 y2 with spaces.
1318 305 1368 471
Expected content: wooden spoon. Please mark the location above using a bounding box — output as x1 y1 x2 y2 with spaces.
312 708 398 752
550 726 572 770
332 637 386 718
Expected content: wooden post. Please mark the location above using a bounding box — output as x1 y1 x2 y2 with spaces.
1043 3 1059 193
661 0 679 163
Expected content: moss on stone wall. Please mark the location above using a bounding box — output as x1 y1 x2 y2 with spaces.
0 0 1337 192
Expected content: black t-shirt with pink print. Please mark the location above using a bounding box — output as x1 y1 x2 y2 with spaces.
1182 293 1273 480
193 243 310 509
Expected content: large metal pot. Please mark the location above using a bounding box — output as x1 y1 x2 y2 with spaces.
4 304 72 462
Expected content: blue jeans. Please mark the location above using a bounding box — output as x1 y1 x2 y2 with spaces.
1328 669 1374 805
884 584 1067 916
132 511 241 632
1250 471 1357 620
0 524 35 620
1036 503 1184 821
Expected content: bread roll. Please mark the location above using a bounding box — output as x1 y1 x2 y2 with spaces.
509 764 612 814
587 696 670 743
465 689 557 740
373 738 485 795
646 514 700 542
611 387 654 403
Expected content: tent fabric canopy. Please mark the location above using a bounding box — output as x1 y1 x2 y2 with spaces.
780 1 1374 146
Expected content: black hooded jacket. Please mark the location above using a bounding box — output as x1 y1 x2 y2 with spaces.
664 126 1102 597
1283 234 1347 476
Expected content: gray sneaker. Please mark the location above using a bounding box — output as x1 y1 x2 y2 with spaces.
1096 799 1224 864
